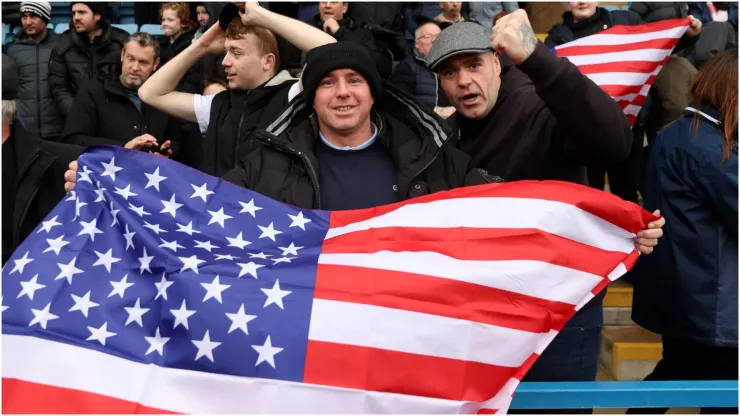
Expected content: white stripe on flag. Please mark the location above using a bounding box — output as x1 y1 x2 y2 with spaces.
624 104 644 116
555 25 686 48
2 334 472 414
586 72 653 87
325 197 636 254
318 252 604 305
308 299 547 368
565 49 672 66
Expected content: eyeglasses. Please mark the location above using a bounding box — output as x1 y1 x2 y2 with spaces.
416 34 438 41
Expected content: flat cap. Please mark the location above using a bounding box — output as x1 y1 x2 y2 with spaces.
426 22 492 71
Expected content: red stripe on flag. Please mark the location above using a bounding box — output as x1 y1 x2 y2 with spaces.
304 341 513 402
595 18 689 35
556 38 678 57
478 408 500 414
321 227 630 277
600 77 657 97
2 378 177 414
616 94 648 109
314 264 577 333
328 181 655 233
577 59 666 75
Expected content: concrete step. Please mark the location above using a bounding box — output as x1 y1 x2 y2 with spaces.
604 280 635 325
600 325 662 381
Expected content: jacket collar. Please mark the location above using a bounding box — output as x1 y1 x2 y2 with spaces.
684 104 722 126
12 29 55 44
11 122 46 181
228 70 297 108
70 22 113 50
562 7 612 30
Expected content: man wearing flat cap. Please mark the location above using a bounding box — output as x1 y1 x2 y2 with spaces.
425 11 664 410
2 54 84 266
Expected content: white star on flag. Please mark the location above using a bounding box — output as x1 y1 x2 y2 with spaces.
159 238 185 252
238 199 262 217
160 194 183 218
128 203 151 217
114 184 137 200
252 335 284 368
170 300 197 330
29 302 59 329
258 222 282 242
37 215 62 233
69 291 100 318
144 167 167 191
225 304 257 335
18 274 45 300
208 208 232 228
143 221 167 234
123 224 136 250
86 322 117 346
154 274 174 300
237 261 263 279
108 274 134 298
78 218 104 241
288 211 312 230
144 327 170 356
178 254 205 274
138 247 154 274
226 232 251 249
124 298 150 327
192 330 221 363
190 182 214 202
278 242 303 256
176 221 200 236
78 165 93 183
261 279 291 309
93 248 121 272
43 235 69 255
194 239 219 252
201 275 230 304
10 251 33 275
55 257 84 284
100 157 123 181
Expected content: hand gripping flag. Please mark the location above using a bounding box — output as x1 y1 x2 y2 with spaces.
2 146 656 414
554 18 690 126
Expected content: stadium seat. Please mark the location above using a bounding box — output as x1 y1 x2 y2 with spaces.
55 24 68 34
112 23 138 34
2 23 9 41
140 24 164 37
12 25 22 34
119 16 136 24
50 16 70 27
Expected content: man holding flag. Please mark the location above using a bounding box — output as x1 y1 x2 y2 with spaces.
426 9 676 411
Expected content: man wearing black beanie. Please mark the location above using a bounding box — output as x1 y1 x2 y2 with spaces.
215 41 500 210
48 2 128 117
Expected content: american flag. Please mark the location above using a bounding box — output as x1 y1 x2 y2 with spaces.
2 146 655 414
555 18 690 126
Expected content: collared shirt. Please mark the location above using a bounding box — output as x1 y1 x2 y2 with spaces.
318 123 379 151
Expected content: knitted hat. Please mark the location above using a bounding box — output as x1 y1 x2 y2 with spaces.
71 2 108 21
302 42 382 106
2 54 20 101
20 0 52 23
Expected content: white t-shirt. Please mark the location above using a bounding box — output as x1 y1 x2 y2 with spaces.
192 82 303 134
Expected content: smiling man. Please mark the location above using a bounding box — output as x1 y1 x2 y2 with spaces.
61 32 182 159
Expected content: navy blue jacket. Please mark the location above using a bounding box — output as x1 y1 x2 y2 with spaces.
632 106 738 347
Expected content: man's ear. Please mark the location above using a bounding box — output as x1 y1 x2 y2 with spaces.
263 53 276 71
120 49 125 63
152 57 161 72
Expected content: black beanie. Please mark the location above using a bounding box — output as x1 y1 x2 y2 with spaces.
71 2 108 21
302 42 382 106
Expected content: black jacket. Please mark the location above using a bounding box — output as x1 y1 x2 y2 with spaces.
309 14 382 65
48 23 129 117
545 7 641 48
629 2 689 23
2 123 84 265
222 82 499 210
5 30 65 140
202 70 297 177
452 42 632 185
60 78 183 159
159 30 202 94
346 3 408 78
390 48 448 109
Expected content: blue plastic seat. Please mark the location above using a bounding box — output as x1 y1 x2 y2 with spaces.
140 24 164 37
55 24 68 34
112 23 138 34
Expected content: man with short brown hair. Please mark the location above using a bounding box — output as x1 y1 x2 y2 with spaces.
138 3 336 177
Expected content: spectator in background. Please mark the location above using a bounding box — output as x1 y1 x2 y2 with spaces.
628 2 690 23
134 2 162 26
689 2 738 27
2 54 83 266
138 3 335 177
61 32 182 161
644 54 698 141
468 2 519 36
203 75 228 96
346 3 407 79
630 49 738 415
159 2 201 94
194 3 211 40
307 2 381 68
426 18 663 413
391 20 454 115
48 2 129 117
434 2 466 25
6 1 64 142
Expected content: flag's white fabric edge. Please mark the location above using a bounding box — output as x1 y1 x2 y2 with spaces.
2 334 476 414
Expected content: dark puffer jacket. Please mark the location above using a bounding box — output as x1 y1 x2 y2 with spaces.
628 2 689 23
545 7 641 48
5 30 64 140
159 29 201 94
390 48 443 109
222 82 500 209
48 23 129 117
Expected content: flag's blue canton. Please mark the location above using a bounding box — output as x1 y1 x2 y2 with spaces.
2 146 331 383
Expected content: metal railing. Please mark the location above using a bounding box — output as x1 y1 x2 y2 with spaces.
510 381 739 409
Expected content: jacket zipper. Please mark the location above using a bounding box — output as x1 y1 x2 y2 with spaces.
254 132 322 209
233 91 252 170
35 44 42 137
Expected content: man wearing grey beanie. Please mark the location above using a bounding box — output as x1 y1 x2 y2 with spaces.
6 0 64 141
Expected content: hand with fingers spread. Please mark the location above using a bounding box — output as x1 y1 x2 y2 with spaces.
490 9 539 65
238 2 266 27
634 210 665 255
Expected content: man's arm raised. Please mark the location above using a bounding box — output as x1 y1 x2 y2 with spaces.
138 23 226 124
238 2 336 51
